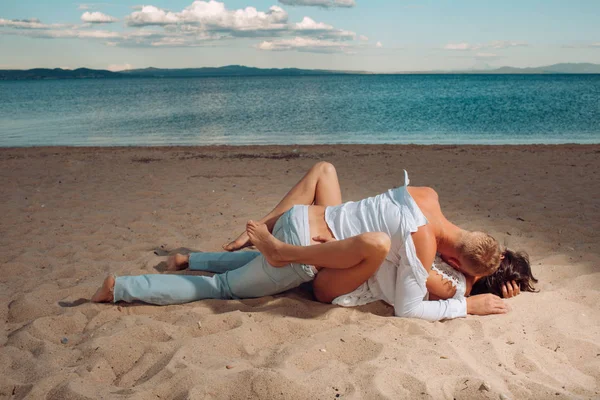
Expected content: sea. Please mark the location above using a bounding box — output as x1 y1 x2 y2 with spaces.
1 74 599 147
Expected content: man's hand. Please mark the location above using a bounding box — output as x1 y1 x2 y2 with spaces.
312 235 337 244
467 294 508 315
501 280 521 298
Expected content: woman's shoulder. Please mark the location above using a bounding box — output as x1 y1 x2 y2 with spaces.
428 256 467 300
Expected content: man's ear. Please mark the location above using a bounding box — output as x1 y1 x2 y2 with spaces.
447 257 461 270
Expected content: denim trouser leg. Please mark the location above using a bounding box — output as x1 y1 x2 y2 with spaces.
113 253 307 305
114 273 232 305
188 251 260 273
113 206 315 306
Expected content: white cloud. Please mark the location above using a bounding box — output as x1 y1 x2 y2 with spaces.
444 41 529 51
4 28 121 39
563 42 600 49
257 36 350 53
122 1 359 43
375 41 382 48
127 1 289 33
78 3 116 11
292 16 355 40
127 5 179 26
444 42 479 51
107 63 132 71
0 22 211 47
294 16 332 30
0 18 70 30
183 3 288 33
150 37 190 46
81 12 117 24
150 33 218 46
488 40 528 49
1 1 365 51
77 30 121 39
279 0 355 8
358 35 368 41
324 29 355 40
475 52 498 58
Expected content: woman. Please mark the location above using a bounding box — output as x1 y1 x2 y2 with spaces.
93 162 517 320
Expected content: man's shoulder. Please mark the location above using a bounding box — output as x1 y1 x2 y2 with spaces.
408 186 439 206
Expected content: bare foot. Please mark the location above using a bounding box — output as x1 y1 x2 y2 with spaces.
246 220 288 267
222 232 252 252
91 275 115 303
167 253 189 271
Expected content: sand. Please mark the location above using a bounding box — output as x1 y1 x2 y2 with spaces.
0 144 598 400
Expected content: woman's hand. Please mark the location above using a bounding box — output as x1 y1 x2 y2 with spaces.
501 280 521 298
466 294 508 315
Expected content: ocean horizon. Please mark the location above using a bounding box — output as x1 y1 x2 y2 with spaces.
1 74 599 147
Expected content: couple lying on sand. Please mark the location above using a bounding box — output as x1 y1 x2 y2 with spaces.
93 162 537 321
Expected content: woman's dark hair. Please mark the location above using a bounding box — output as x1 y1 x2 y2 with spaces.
471 249 538 297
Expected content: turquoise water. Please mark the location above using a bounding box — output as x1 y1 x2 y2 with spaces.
1 74 599 146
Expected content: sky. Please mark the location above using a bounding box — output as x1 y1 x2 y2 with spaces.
1 0 599 72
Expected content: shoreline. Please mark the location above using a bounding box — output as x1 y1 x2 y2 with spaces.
2 143 600 150
2 141 600 149
1 144 598 399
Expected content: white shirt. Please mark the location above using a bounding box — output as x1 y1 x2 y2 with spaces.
326 170 467 321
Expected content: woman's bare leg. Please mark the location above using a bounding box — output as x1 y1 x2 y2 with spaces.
246 221 390 302
223 161 342 251
247 221 389 268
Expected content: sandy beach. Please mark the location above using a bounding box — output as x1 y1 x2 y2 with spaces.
0 144 598 400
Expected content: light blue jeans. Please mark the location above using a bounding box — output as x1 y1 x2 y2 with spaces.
113 206 316 305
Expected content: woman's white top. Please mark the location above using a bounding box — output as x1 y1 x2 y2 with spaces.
430 256 467 300
326 170 468 321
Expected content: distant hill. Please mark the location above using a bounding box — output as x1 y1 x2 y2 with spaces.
122 65 360 77
0 68 123 80
1 63 599 80
0 65 359 80
465 63 600 74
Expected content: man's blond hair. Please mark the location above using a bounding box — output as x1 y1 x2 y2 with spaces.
458 231 503 276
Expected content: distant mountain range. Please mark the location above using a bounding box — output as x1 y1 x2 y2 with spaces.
463 63 600 74
0 65 356 80
1 63 600 80
0 68 123 80
122 65 357 77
